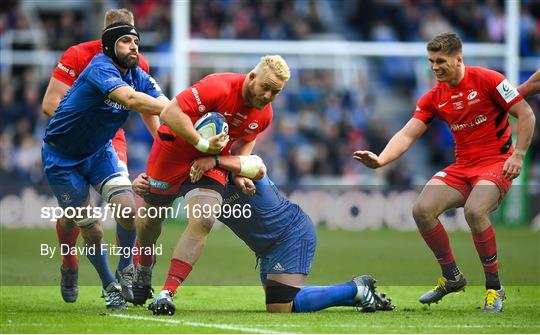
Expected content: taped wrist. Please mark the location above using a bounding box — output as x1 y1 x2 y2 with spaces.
195 138 210 152
239 155 264 179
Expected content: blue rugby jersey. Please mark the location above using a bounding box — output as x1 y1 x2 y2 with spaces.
44 53 162 158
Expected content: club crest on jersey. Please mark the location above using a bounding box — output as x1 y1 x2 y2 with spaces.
467 91 478 100
60 193 72 204
248 122 258 130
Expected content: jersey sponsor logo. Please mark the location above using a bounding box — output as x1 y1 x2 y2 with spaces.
496 79 519 103
467 91 478 100
148 177 169 190
104 98 129 110
57 62 76 77
438 101 449 108
451 93 463 99
452 101 464 110
191 87 206 112
449 114 487 131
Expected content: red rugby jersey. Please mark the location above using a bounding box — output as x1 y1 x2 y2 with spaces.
51 39 150 85
414 66 522 163
157 73 273 159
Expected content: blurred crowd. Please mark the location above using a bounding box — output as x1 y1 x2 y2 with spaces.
0 0 539 192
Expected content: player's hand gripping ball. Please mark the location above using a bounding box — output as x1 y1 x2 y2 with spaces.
194 112 229 140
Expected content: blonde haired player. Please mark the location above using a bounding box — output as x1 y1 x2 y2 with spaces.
132 56 290 314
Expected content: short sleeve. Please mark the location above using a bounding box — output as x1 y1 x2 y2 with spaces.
484 69 523 111
52 46 79 86
413 92 436 125
175 75 226 117
135 68 163 98
86 61 127 95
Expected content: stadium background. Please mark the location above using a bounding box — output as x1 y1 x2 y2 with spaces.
0 1 539 333
0 0 539 229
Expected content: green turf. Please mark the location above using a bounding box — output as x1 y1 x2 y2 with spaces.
1 286 539 333
1 226 539 333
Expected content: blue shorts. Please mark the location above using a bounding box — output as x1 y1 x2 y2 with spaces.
42 142 126 208
259 214 317 284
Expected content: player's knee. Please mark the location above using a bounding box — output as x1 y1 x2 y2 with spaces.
464 205 486 225
266 303 293 313
265 280 300 313
412 202 436 225
80 221 103 245
190 215 215 233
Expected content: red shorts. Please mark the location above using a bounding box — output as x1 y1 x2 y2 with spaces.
145 136 227 205
431 154 512 200
111 128 128 164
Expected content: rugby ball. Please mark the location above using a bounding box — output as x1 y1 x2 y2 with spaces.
194 112 229 139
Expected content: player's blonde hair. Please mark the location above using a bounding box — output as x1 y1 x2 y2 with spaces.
253 55 291 82
103 8 134 29
427 32 462 56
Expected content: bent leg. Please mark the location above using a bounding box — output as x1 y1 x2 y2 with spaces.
413 179 466 280
464 180 502 289
162 189 222 295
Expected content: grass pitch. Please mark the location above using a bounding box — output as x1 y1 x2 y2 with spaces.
1 225 539 333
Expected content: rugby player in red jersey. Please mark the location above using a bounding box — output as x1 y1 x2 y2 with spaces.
132 56 290 313
41 8 160 303
354 32 535 312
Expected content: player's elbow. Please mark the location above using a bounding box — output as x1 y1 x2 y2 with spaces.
159 104 173 122
41 100 55 117
253 163 266 180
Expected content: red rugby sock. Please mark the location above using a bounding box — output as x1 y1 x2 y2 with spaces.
162 258 193 295
56 220 80 271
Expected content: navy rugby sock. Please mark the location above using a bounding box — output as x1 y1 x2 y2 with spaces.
86 244 116 289
116 224 136 271
293 281 357 312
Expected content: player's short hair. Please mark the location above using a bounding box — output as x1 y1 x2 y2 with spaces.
254 55 291 82
103 8 134 29
427 32 462 56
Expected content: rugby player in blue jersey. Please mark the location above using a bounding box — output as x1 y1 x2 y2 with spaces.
132 156 393 314
42 22 169 309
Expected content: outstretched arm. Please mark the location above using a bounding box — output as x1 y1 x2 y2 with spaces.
139 95 169 138
108 85 166 115
353 118 427 169
517 69 540 99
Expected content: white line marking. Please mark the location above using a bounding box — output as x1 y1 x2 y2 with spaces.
109 314 287 334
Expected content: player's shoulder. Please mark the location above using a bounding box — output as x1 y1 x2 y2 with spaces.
467 66 504 82
66 39 101 57
418 85 440 105
201 72 245 87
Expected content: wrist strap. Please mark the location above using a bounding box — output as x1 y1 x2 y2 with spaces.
195 138 209 152
214 155 220 168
